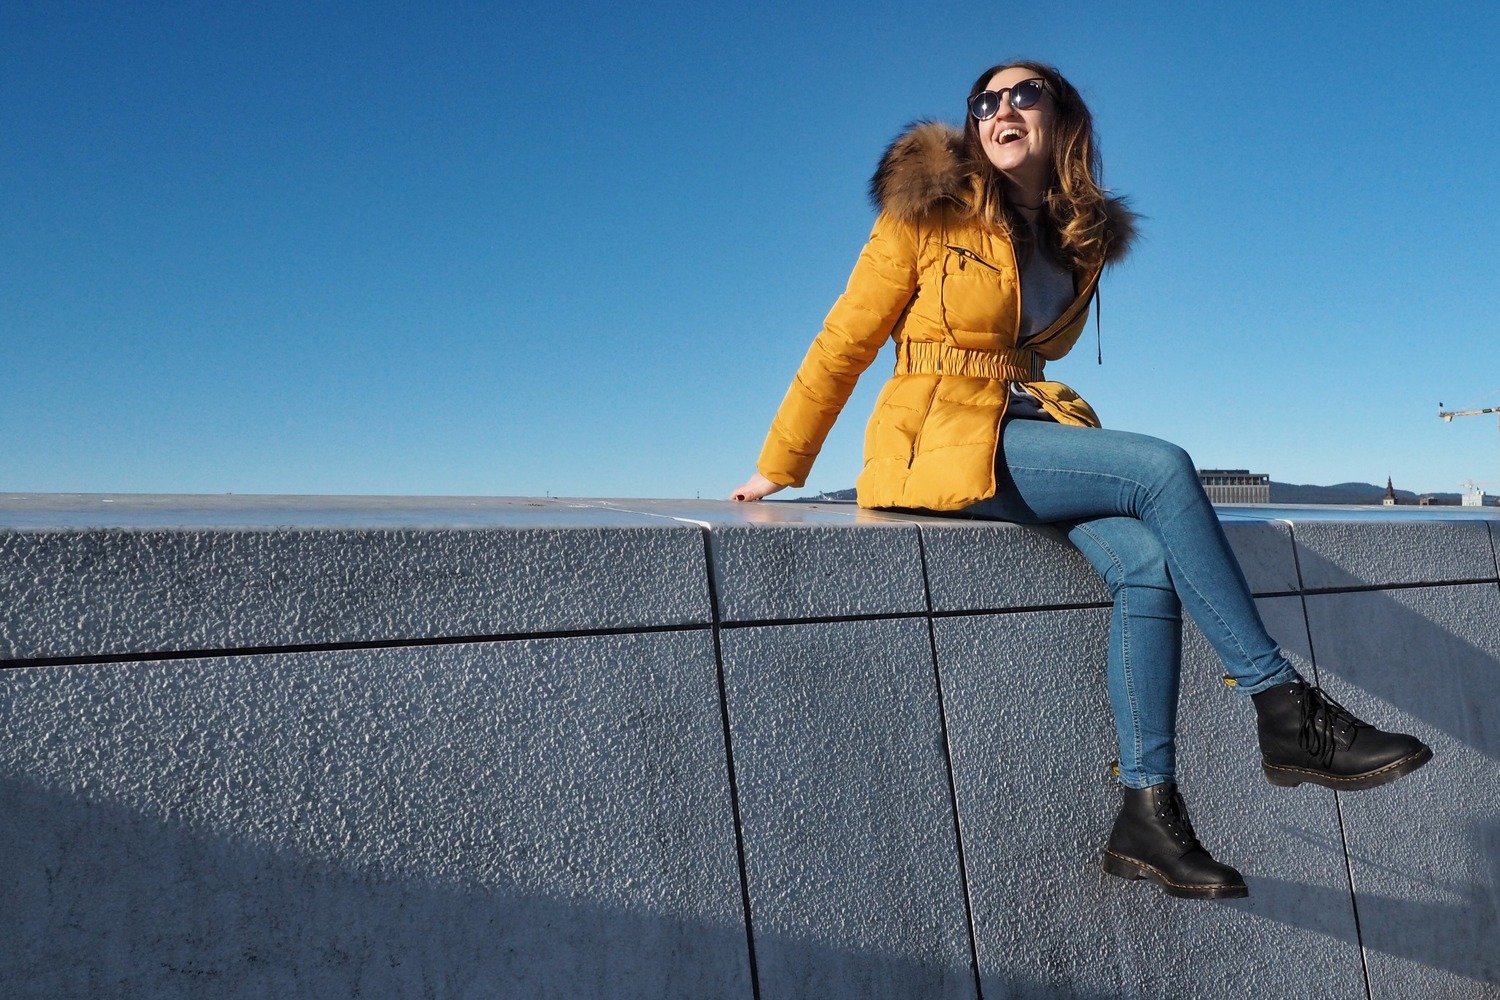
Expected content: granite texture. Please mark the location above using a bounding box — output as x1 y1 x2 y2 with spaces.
0 509 710 660
590 499 932 622
935 600 1365 998
1291 520 1498 590
2 497 1498 998
707 523 926 622
1219 519 1301 595
918 519 1109 612
719 618 974 999
0 631 750 999
1305 585 1500 998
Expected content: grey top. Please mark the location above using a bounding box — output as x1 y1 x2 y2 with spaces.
1009 219 1074 422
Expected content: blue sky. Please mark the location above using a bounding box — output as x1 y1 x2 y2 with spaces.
3 2 1498 499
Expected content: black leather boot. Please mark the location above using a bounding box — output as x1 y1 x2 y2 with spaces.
1252 677 1432 790
1102 783 1248 899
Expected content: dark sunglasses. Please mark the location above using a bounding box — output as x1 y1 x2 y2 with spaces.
968 78 1048 121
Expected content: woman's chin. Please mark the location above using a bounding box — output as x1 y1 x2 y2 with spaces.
985 148 1034 175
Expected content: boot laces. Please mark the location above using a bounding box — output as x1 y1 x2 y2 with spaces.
1153 786 1202 851
1298 683 1364 767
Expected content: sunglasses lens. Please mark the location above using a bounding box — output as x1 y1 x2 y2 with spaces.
1012 80 1044 110
969 91 999 120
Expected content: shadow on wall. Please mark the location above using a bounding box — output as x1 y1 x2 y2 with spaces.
1263 818 1500 986
0 774 741 999
1255 542 1500 991
1289 543 1500 762
0 776 1132 1000
0 532 1494 998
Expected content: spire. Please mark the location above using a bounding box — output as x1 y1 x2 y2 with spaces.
1383 476 1397 505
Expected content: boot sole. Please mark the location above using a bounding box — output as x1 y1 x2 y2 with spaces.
1101 849 1249 900
1263 743 1432 791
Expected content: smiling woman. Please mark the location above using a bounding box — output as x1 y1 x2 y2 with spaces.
729 59 1433 901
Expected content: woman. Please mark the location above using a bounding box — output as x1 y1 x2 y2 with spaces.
729 60 1432 900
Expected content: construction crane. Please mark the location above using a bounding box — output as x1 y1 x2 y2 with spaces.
1438 393 1500 504
1438 403 1500 423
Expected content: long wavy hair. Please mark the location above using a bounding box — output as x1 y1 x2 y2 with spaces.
962 60 1116 273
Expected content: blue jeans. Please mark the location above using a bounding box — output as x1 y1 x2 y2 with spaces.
961 418 1300 789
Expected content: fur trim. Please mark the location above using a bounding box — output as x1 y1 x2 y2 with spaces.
868 121 971 221
1100 195 1138 265
867 120 1138 265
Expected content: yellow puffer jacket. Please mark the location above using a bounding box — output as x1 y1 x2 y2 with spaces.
756 122 1137 510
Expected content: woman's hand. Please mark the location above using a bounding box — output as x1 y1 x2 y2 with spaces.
730 472 785 502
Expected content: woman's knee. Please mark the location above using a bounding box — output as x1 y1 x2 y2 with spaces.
1130 435 1197 490
1070 518 1176 593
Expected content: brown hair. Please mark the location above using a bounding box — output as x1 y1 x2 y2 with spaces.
962 60 1117 273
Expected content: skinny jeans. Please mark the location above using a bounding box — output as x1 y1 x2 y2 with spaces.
961 418 1300 789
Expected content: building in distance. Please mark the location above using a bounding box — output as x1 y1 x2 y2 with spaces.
1197 469 1270 504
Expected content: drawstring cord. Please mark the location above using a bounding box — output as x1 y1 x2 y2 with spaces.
1095 282 1103 364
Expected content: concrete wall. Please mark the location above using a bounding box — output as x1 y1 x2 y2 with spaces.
1 494 1496 999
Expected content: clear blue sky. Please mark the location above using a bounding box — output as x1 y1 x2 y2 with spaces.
4 2 1498 499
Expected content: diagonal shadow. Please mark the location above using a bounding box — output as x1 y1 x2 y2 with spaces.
1249 823 1499 987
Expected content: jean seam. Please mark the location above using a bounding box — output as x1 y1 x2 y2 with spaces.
1072 521 1144 784
1010 462 1265 676
1141 491 1259 669
1232 667 1301 697
1122 773 1176 791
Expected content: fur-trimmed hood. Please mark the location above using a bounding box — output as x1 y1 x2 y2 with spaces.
868 121 1137 265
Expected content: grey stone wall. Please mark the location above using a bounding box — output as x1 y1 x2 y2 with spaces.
1 494 1496 999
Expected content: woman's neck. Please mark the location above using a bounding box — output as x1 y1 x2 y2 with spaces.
1002 172 1048 212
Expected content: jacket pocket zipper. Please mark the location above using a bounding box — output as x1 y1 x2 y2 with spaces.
944 244 1003 273
908 387 938 468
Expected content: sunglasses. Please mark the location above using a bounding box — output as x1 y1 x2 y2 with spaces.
968 78 1048 121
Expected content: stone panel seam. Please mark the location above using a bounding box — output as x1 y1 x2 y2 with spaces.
0 622 716 670
1298 576 1499 595
717 610 930 631
698 527 762 1000
1331 789 1376 1000
1290 524 1375 1000
5 580 1489 671
715 602 1122 630
914 528 985 1000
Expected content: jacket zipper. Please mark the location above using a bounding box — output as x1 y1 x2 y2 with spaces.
944 244 1003 273
1024 267 1101 350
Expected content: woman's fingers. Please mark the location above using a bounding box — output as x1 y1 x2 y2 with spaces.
730 473 784 502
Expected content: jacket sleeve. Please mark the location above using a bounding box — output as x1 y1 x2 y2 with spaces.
756 211 920 487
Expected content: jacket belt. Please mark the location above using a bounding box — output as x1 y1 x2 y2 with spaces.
893 341 1043 381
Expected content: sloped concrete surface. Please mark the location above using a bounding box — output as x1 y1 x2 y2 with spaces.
0 631 749 999
937 600 1365 998
1 496 1498 998
918 520 1109 611
592 499 929 622
1306 585 1500 998
1291 519 1497 589
0 496 710 659
720 619 973 998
